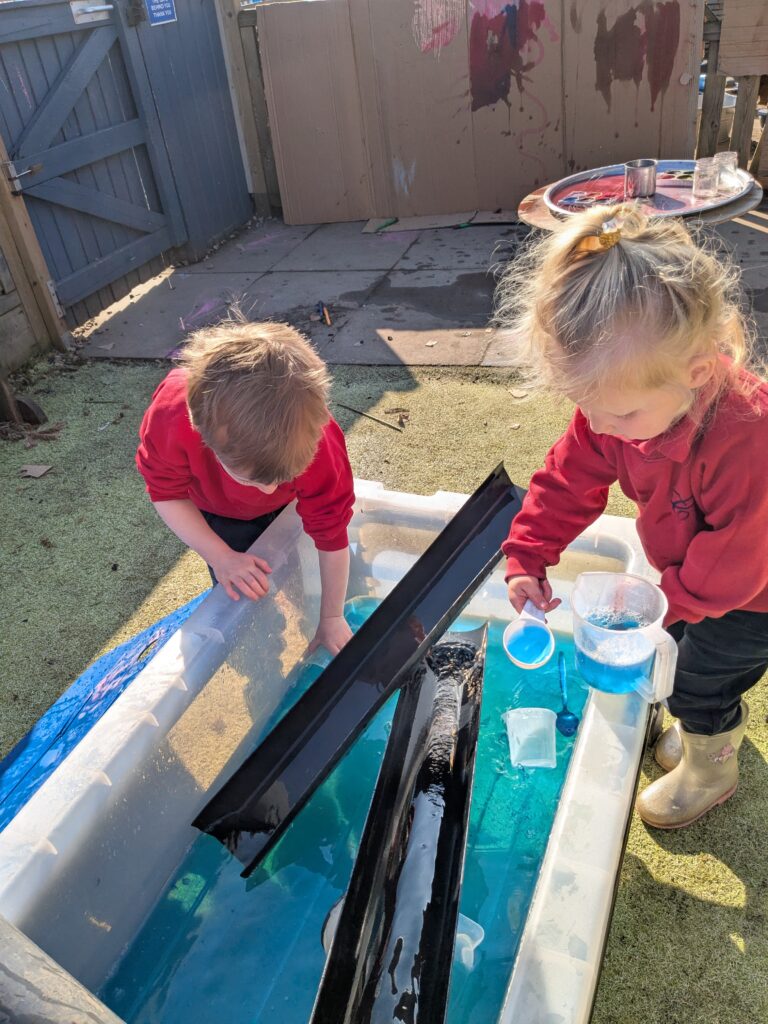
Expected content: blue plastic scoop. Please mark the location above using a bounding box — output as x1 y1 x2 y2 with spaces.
502 600 555 670
555 651 579 737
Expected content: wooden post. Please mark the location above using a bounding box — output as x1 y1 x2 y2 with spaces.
238 8 280 211
214 0 272 216
0 136 67 351
755 120 768 185
730 75 761 167
697 38 727 157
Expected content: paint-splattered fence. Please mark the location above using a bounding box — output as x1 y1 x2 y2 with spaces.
239 0 704 224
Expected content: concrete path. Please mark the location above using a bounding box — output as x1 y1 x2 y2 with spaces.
79 210 768 365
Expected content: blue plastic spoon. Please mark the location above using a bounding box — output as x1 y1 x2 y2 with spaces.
556 651 579 737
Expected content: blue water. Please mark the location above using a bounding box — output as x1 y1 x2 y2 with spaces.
101 600 589 1024
575 612 654 695
504 621 553 666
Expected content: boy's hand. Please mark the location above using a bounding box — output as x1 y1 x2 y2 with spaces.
309 615 353 656
211 550 272 602
507 574 561 614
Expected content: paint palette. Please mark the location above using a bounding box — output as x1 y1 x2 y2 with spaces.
544 160 754 219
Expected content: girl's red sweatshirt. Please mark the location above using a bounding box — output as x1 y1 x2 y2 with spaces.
502 372 768 625
136 368 354 552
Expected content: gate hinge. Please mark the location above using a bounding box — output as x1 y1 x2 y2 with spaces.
2 160 43 194
46 281 65 319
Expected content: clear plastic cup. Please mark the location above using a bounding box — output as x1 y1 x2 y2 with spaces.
455 914 485 970
571 572 677 701
502 600 555 670
502 707 557 769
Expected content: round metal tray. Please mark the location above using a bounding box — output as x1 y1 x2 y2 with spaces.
543 159 755 219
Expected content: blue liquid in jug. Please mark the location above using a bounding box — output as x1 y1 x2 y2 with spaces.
504 622 552 666
575 612 654 694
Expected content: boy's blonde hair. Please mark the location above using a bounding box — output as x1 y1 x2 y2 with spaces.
180 316 330 483
495 203 757 405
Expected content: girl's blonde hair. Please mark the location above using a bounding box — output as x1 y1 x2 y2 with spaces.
180 314 330 483
494 203 759 405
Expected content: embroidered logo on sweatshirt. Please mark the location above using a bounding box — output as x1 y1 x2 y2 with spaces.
671 489 695 520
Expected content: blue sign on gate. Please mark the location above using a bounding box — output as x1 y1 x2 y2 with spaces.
145 0 177 26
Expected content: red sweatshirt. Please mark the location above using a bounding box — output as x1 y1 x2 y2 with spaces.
502 373 768 625
136 369 354 552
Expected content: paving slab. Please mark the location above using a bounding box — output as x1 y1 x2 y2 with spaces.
81 271 264 359
396 225 525 271
241 269 384 320
273 221 417 271
364 268 495 324
324 326 493 365
326 268 496 364
81 269 385 359
183 221 318 274
481 329 521 366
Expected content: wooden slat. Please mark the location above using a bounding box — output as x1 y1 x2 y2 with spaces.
751 119 768 182
0 12 98 45
0 249 13 293
697 39 727 157
55 226 171 304
719 0 768 76
0 135 66 347
112 5 188 247
215 0 269 210
730 75 761 166
15 120 145 186
15 27 118 158
258 0 372 224
239 20 280 208
0 289 22 317
25 177 166 232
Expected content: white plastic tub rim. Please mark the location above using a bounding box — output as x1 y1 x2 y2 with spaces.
0 480 656 1022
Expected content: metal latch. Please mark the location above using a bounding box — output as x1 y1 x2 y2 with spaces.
70 0 114 24
46 281 65 320
2 161 43 194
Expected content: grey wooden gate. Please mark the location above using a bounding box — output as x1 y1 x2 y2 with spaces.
0 0 251 322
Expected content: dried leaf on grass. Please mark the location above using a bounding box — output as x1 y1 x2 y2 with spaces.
20 465 52 478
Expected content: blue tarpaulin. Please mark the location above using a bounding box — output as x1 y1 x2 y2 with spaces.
0 592 210 831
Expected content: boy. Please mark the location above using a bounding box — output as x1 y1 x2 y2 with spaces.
136 318 355 655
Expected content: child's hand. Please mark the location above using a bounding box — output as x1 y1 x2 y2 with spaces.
507 574 561 614
309 615 353 656
211 550 272 602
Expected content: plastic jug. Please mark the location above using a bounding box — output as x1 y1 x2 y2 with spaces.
571 572 677 702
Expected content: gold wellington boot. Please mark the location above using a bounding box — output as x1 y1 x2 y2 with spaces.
654 702 749 774
637 718 748 830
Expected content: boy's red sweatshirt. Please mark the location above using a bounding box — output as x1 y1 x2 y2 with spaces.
502 373 768 625
136 369 354 552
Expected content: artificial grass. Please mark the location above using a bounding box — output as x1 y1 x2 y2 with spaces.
2 359 766 1024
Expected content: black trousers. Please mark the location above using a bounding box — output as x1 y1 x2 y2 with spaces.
201 507 287 585
667 609 768 735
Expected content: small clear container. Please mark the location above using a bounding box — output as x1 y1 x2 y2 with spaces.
713 150 739 192
693 156 719 200
502 707 557 769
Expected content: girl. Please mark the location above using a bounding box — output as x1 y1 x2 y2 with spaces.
496 204 768 830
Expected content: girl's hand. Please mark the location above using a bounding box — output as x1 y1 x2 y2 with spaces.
309 615 353 656
507 575 561 614
211 549 272 601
